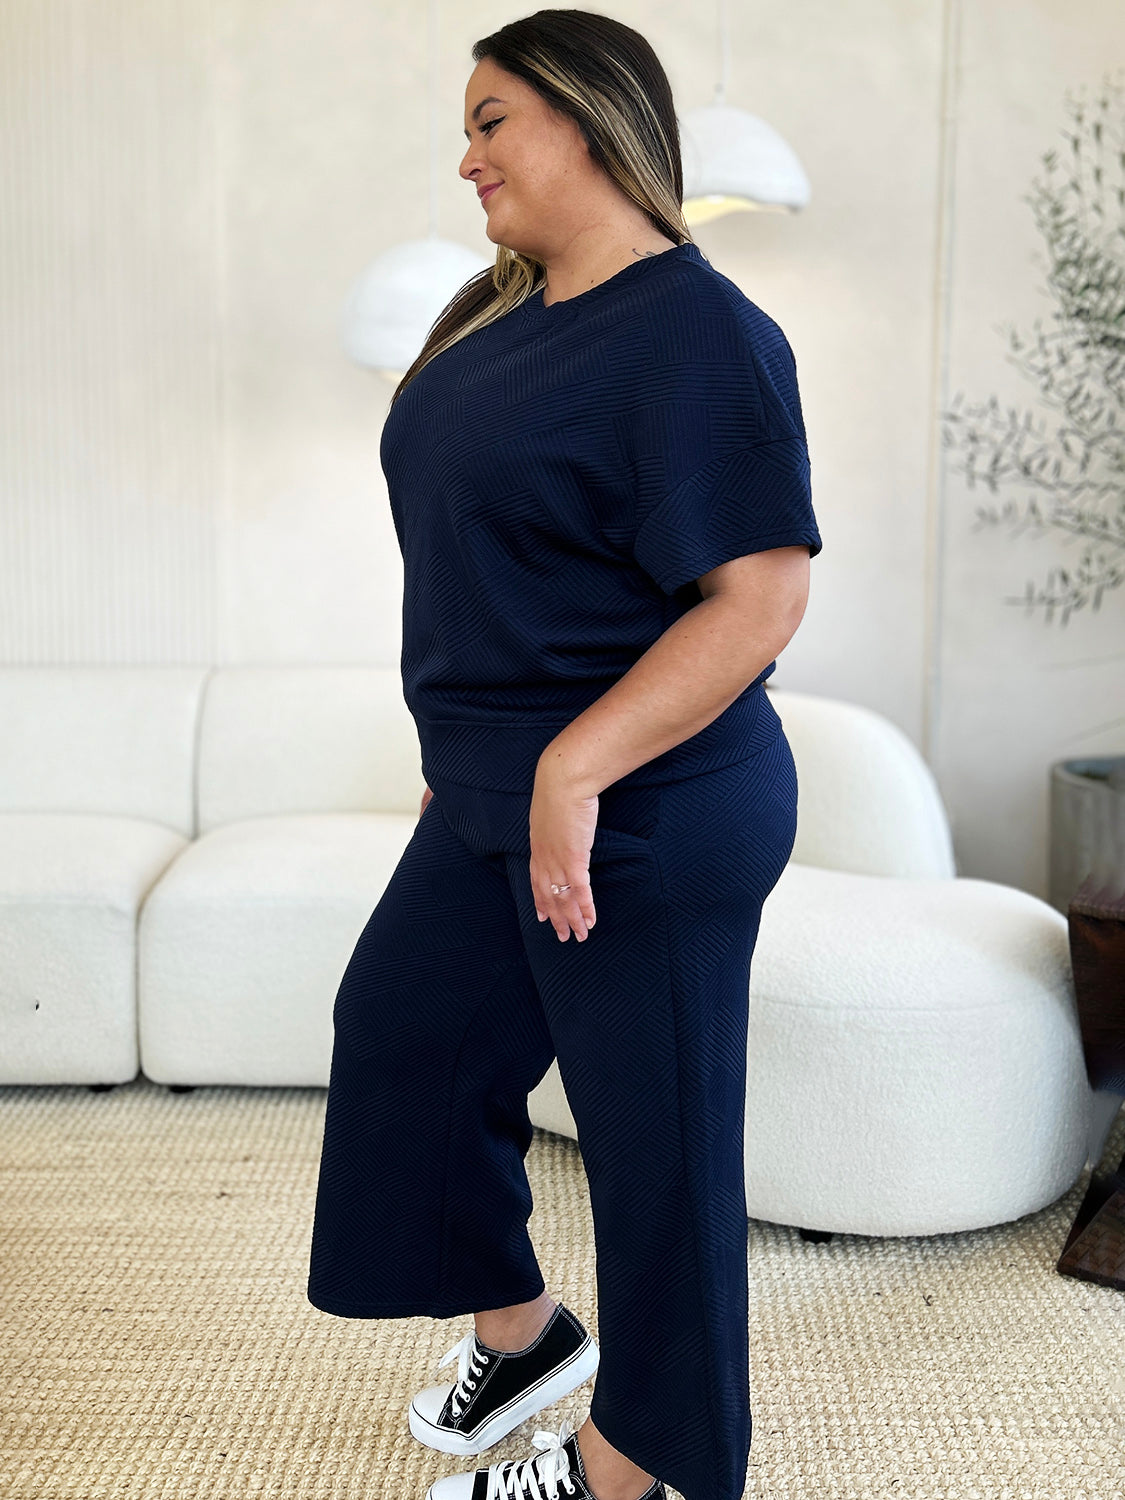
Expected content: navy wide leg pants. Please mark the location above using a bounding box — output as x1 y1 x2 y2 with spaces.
307 694 798 1500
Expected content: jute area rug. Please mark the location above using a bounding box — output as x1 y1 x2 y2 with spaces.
1 1076 1123 1500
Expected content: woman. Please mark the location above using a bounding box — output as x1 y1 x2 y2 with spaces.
307 11 822 1500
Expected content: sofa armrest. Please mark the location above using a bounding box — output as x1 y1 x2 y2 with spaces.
767 686 956 878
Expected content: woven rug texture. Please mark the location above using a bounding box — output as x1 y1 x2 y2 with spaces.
1 1077 1123 1500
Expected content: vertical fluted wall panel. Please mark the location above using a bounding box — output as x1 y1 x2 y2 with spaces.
0 0 220 663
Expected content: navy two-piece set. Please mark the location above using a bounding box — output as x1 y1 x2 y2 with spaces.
307 241 823 1500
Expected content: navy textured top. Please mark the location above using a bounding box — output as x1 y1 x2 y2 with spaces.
379 240 822 794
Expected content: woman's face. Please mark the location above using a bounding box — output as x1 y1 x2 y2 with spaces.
459 57 598 261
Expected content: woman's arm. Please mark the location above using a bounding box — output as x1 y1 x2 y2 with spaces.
527 544 810 941
535 544 811 799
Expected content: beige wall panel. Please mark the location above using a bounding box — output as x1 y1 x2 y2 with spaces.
0 0 221 663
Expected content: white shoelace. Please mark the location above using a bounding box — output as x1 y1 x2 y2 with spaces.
484 1421 579 1500
436 1328 493 1418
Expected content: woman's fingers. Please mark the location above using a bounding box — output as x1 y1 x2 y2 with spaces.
536 873 596 940
528 772 600 940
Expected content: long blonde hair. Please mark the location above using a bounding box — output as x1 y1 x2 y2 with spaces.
390 8 693 407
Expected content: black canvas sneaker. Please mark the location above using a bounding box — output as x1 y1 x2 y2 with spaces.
425 1417 667 1500
409 1303 600 1456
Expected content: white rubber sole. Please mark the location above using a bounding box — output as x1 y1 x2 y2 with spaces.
409 1335 600 1456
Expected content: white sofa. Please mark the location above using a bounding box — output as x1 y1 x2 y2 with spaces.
0 665 1094 1237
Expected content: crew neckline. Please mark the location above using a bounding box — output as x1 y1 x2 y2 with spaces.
523 240 703 319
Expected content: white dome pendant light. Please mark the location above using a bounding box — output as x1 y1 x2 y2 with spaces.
341 0 491 378
680 0 810 225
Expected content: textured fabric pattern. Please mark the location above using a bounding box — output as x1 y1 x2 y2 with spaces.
307 689 800 1500
379 241 822 794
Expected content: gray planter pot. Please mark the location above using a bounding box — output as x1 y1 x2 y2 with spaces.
1049 756 1125 913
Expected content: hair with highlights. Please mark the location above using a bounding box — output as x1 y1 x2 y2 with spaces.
389 8 692 405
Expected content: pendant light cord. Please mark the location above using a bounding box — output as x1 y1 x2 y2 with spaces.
715 0 729 106
428 0 439 238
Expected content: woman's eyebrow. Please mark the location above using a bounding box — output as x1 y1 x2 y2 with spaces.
464 96 505 139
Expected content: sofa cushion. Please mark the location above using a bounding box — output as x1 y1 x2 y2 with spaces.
0 812 188 1082
196 667 424 832
0 667 206 837
137 811 419 1085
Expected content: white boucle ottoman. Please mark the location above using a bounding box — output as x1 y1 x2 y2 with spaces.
741 862 1091 1236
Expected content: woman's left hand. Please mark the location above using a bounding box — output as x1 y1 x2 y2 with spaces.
529 763 600 941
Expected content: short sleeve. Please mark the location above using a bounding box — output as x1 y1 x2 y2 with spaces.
632 435 821 595
627 288 823 596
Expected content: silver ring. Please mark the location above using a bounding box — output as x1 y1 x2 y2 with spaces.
550 883 572 895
